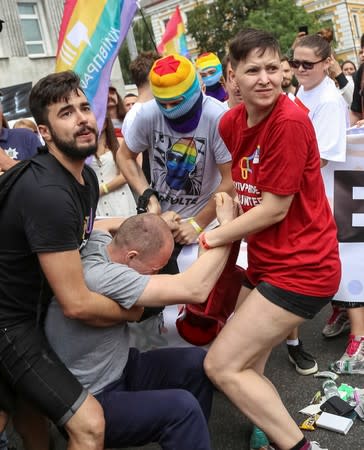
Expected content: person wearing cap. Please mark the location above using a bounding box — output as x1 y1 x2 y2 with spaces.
0 98 41 172
118 53 232 246
45 201 236 450
195 52 228 103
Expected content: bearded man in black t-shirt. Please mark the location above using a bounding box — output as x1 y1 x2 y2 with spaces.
0 71 142 450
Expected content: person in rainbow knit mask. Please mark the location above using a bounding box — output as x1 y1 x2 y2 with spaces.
118 53 232 246
195 52 228 102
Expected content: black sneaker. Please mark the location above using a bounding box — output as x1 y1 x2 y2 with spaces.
287 340 318 375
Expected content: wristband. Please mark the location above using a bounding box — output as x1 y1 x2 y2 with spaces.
101 183 109 194
188 217 203 234
136 188 159 214
199 232 212 250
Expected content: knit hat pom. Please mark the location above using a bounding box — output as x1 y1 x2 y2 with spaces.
150 54 197 100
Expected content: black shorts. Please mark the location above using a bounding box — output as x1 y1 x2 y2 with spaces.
331 300 364 308
0 374 15 414
0 322 87 426
242 278 332 320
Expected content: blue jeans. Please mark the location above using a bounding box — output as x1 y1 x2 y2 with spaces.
0 431 8 450
95 346 213 450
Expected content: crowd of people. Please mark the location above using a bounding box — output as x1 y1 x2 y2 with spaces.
0 24 363 450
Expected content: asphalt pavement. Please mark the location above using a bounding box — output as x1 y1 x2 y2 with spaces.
7 304 364 450
208 303 364 450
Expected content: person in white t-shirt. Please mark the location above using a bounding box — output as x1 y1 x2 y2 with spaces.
117 53 233 349
118 53 232 246
292 34 348 167
291 35 364 373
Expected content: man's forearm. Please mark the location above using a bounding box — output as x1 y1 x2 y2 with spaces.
195 177 234 229
194 198 218 229
64 291 139 326
116 148 149 195
182 244 231 301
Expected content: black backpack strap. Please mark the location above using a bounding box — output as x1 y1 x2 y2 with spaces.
0 159 32 207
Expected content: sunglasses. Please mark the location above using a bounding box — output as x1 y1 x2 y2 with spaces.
288 57 326 70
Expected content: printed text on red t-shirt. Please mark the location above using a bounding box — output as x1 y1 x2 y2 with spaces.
234 181 262 208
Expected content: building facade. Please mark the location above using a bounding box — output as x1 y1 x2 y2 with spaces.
0 0 63 88
144 0 364 64
0 0 363 109
297 0 364 63
0 0 124 121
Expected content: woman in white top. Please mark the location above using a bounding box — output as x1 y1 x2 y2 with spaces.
291 34 348 167
90 116 136 218
291 35 364 374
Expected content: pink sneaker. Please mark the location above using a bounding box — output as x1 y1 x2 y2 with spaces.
341 334 364 360
331 334 364 374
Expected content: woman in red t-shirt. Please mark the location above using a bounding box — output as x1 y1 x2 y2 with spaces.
202 29 340 450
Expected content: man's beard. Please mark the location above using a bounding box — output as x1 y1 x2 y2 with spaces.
50 125 98 160
281 78 292 88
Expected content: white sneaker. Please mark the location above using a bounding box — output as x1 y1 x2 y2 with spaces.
310 442 328 450
322 307 349 338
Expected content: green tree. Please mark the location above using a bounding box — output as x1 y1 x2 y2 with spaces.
187 0 268 58
244 0 322 55
187 0 324 58
119 15 156 84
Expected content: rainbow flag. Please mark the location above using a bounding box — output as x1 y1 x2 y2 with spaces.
55 0 137 129
157 6 189 57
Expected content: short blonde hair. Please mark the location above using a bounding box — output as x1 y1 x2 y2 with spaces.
13 119 38 133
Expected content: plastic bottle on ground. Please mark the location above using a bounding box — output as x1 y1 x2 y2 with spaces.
322 379 340 399
331 360 364 375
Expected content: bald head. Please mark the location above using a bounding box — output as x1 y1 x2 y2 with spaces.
110 214 174 274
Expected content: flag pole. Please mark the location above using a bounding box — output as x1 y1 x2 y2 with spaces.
136 1 158 53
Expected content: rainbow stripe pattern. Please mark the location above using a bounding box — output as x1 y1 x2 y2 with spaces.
157 6 189 58
55 0 137 128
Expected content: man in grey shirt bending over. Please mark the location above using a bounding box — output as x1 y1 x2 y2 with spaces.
45 193 236 450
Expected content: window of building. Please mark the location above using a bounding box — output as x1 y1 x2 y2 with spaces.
353 13 362 39
17 2 46 56
0 20 6 58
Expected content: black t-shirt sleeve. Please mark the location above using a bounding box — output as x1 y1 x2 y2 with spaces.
22 184 83 253
351 64 364 113
335 72 348 90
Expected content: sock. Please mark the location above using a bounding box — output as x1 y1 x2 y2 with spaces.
287 338 299 346
290 437 310 450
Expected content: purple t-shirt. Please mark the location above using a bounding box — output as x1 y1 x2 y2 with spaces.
0 127 41 160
